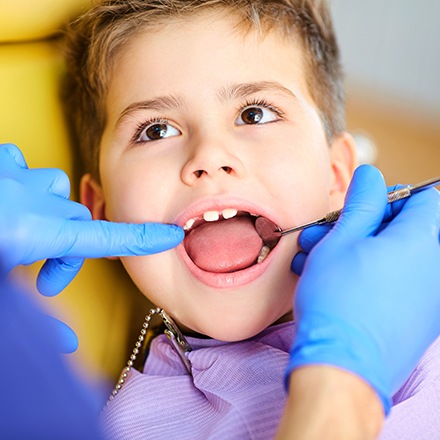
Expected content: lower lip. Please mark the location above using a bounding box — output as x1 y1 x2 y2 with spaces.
176 242 278 289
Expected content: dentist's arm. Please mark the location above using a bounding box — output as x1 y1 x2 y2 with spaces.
0 274 104 439
0 143 184 295
277 165 440 439
278 366 383 439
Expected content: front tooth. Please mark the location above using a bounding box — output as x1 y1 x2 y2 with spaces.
222 208 238 219
184 218 195 230
203 211 220 222
257 245 271 264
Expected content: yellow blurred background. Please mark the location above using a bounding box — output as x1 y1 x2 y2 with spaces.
0 0 150 388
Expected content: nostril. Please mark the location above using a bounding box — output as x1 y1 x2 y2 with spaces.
192 167 232 179
194 170 204 178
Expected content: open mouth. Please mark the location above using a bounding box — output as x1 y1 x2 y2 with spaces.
183 208 276 274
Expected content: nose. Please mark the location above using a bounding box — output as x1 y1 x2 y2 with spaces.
181 137 245 186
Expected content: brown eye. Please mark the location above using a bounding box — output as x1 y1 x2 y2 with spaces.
137 121 180 142
146 124 168 140
241 107 263 124
236 105 279 126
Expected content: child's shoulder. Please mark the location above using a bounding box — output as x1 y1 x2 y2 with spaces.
380 337 440 439
393 336 440 402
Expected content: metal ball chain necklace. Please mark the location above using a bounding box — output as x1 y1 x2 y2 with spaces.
107 308 192 404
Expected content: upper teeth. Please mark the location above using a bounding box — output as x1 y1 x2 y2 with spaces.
184 208 239 230
203 211 220 222
184 218 195 230
222 209 238 219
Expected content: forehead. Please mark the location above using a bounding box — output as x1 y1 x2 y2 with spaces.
105 10 311 113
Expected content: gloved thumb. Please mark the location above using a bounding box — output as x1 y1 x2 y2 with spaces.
330 165 388 244
48 316 79 353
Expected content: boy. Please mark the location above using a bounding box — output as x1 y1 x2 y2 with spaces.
62 0 440 438
68 0 355 343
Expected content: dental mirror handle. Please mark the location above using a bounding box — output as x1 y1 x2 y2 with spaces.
280 175 440 237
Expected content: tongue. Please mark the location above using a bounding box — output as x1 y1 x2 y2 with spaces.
185 216 263 273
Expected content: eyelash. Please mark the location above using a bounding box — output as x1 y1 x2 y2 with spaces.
131 98 285 144
238 98 285 121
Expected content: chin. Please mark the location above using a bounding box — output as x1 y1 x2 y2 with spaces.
179 308 294 342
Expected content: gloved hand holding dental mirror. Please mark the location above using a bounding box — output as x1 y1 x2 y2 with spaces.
256 175 440 248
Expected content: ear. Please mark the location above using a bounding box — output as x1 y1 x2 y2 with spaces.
80 173 107 221
328 131 358 211
81 174 119 260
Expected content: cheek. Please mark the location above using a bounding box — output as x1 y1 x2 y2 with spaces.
101 161 168 223
261 142 331 213
329 191 346 212
120 254 170 309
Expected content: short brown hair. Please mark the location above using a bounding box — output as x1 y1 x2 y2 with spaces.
63 0 344 178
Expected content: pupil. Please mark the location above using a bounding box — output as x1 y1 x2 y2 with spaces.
146 124 167 140
242 107 263 124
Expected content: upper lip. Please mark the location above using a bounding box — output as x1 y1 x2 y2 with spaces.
174 196 279 230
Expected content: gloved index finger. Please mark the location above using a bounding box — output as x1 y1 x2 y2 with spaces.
60 219 184 258
297 223 333 253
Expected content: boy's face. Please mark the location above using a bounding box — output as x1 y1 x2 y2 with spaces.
82 11 356 341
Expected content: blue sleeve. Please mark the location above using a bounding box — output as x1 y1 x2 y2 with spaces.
0 276 105 439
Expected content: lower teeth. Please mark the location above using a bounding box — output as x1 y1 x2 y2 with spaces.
257 245 271 264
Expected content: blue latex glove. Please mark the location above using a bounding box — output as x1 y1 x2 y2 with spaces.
0 143 184 352
0 275 104 439
287 164 440 414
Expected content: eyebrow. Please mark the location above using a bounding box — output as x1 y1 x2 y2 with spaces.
115 81 297 129
116 94 185 128
217 81 298 102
